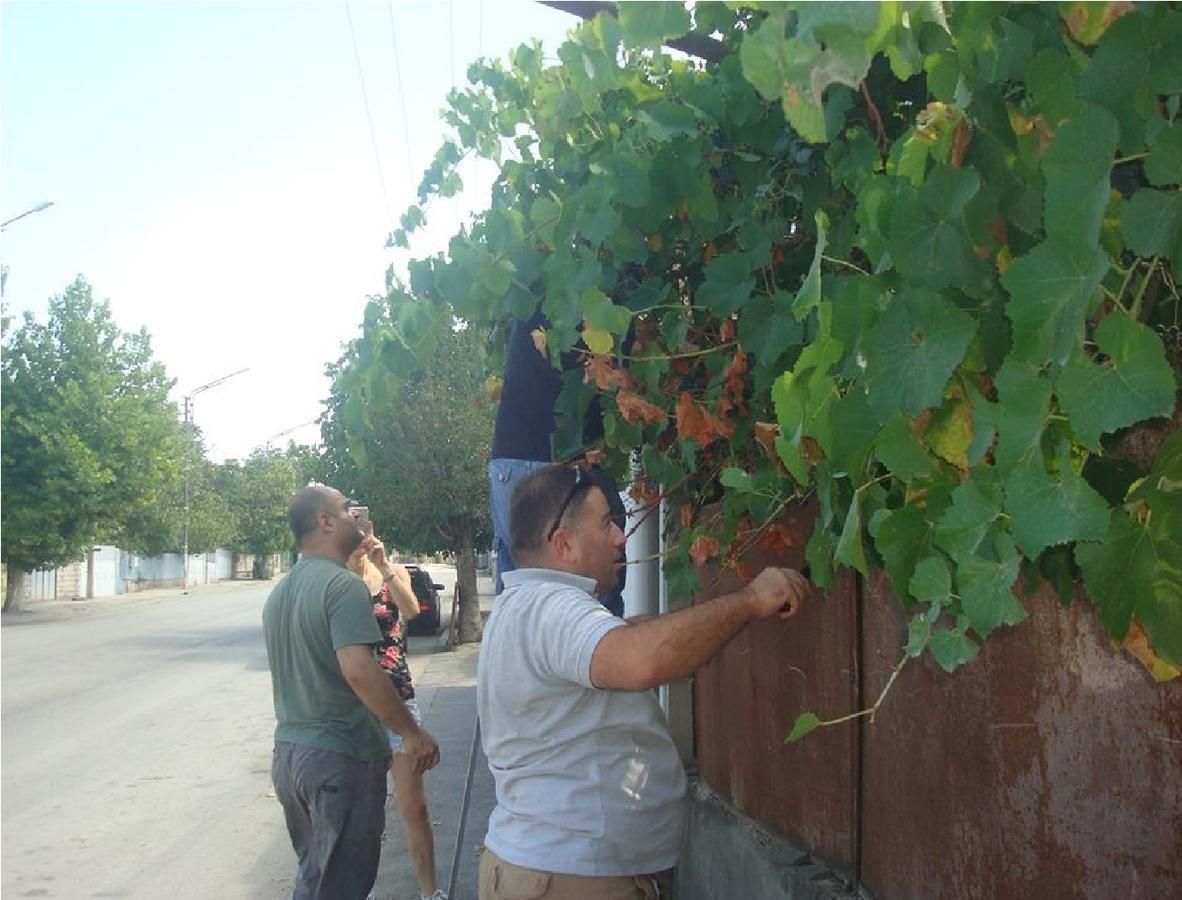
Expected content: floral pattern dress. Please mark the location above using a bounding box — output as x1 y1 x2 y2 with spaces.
372 585 415 701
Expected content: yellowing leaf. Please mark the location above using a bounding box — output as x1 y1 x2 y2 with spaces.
582 324 613 354
924 388 974 471
530 327 548 355
1060 1 1134 46
1121 620 1181 682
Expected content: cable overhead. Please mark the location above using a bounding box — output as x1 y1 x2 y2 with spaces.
386 1 418 193
345 1 394 225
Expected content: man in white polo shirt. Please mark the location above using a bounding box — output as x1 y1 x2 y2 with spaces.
477 464 811 899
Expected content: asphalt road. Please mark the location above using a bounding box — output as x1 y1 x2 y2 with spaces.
1 565 458 900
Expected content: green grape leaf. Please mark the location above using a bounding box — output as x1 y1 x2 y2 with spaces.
1078 13 1149 136
870 505 928 608
636 102 700 142
580 288 631 336
1042 106 1119 254
739 12 794 101
910 555 952 605
874 412 933 481
1000 241 1109 367
1056 314 1177 450
793 210 828 320
905 613 932 658
888 166 983 290
992 356 1052 471
1077 500 1182 665
720 467 757 493
738 12 871 143
928 627 981 672
826 390 877 483
805 523 837 590
617 2 691 48
739 292 804 368
1120 189 1182 278
697 250 757 316
1025 49 1083 126
1145 121 1182 188
955 532 1025 637
862 290 977 420
1148 9 1182 95
835 492 870 576
785 711 821 743
935 474 1004 559
529 196 562 248
1003 459 1110 559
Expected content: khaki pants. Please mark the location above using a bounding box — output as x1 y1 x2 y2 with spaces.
478 848 673 900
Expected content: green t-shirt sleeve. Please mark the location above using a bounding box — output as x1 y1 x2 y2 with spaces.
326 571 383 650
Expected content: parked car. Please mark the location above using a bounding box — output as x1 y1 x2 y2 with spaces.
404 565 444 636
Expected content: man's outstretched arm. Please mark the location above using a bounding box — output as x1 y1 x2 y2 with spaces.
589 567 810 691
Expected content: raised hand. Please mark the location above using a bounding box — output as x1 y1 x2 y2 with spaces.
742 567 812 621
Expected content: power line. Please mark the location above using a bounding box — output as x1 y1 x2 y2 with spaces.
448 1 456 93
345 1 394 225
386 1 417 192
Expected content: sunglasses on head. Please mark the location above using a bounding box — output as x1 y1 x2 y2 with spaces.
546 466 591 541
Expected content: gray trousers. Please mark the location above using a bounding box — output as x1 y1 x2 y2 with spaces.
271 741 388 900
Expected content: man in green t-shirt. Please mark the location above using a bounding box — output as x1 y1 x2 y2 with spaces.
263 485 439 900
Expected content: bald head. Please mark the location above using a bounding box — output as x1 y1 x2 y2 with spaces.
288 484 344 548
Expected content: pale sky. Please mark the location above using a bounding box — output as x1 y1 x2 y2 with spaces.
1 0 576 460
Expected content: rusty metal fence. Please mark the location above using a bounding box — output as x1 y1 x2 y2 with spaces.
693 503 1182 899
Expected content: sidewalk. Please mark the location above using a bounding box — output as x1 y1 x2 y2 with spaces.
0 577 272 626
372 572 497 900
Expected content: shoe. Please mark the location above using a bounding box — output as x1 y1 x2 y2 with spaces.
423 891 448 900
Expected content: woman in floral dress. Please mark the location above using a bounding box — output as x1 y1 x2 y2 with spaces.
350 531 447 900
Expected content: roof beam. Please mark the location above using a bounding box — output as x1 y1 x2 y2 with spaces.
538 1 730 63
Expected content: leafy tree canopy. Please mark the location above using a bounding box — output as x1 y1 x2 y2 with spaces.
2 277 186 572
320 311 494 556
218 448 308 557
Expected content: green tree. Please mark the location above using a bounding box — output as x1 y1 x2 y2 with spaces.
321 307 494 642
1 276 186 609
219 449 305 577
121 428 236 556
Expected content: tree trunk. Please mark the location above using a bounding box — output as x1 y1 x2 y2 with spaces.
3 568 26 613
454 516 483 644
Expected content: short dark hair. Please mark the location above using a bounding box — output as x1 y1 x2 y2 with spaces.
510 465 597 563
287 485 339 546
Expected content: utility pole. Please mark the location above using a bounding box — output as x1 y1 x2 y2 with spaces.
182 368 248 587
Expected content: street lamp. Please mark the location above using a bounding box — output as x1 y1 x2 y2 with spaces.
182 368 248 586
263 419 318 450
1 201 54 230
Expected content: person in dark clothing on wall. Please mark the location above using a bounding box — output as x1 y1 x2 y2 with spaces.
488 309 627 616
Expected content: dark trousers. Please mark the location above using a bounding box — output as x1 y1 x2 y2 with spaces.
271 741 388 900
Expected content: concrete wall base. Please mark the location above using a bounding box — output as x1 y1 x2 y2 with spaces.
676 778 870 900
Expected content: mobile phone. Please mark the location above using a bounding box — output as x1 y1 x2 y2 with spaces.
351 506 370 530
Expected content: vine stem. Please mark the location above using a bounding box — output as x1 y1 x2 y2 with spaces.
620 340 739 362
702 491 800 596
822 254 871 276
1131 259 1159 320
860 80 888 148
1110 258 1139 313
812 654 908 730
